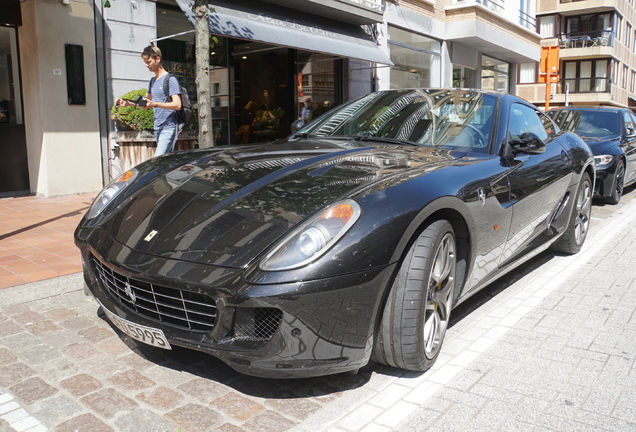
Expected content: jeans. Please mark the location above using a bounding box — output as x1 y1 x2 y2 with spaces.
154 125 179 157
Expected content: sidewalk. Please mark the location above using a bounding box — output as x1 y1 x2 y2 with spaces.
0 194 95 289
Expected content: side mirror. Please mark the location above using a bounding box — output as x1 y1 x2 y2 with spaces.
509 132 546 155
627 127 636 138
290 119 306 134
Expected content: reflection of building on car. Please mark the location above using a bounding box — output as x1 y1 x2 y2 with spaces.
76 89 594 378
548 107 636 205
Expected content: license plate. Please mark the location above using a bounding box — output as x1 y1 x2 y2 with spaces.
100 303 172 350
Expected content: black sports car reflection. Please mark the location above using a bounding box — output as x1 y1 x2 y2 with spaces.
75 89 595 378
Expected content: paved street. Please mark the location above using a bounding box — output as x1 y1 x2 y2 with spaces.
1 189 636 432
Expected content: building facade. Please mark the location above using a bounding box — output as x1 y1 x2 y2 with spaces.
518 0 636 108
0 0 104 198
0 0 541 197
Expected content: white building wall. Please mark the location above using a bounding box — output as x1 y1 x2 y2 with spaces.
18 0 103 197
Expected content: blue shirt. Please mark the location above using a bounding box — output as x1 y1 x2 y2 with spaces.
148 74 180 129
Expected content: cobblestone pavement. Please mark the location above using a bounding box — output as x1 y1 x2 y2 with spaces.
1 190 636 432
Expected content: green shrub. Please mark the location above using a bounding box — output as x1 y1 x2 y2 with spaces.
111 89 154 131
112 88 198 131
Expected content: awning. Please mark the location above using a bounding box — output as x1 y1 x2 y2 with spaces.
174 0 392 65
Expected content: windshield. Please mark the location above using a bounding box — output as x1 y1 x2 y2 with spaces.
547 109 620 137
297 89 498 153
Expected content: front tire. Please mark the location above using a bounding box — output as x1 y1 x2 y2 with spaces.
602 159 624 205
373 220 456 371
552 172 592 254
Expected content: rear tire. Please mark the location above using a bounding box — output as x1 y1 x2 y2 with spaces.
552 172 592 254
372 220 456 371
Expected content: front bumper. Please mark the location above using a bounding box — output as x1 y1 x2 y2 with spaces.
593 161 620 198
77 237 394 378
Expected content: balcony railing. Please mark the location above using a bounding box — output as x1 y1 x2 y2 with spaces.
558 30 613 49
519 10 536 30
475 0 504 14
562 77 611 93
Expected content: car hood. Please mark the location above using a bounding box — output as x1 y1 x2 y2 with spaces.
99 139 462 268
577 135 621 155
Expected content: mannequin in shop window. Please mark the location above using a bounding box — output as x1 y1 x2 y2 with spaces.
237 89 285 144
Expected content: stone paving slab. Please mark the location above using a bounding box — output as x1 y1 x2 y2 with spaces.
0 192 635 431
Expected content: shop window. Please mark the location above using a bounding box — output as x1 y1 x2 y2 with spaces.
388 26 441 89
452 66 476 88
234 43 290 144
297 52 340 124
481 55 509 92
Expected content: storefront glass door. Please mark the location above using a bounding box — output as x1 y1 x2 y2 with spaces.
233 43 290 144
0 25 29 195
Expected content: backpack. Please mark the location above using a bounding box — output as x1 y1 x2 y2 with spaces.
151 73 192 128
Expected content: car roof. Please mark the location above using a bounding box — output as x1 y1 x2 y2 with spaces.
381 88 508 98
548 106 624 113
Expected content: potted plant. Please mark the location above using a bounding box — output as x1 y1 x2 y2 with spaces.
111 89 155 131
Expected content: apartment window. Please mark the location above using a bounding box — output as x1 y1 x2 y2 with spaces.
538 15 556 38
616 16 622 41
518 63 537 83
631 70 636 92
388 26 441 89
613 60 618 85
623 65 629 88
566 13 611 39
627 24 632 48
482 55 509 92
564 59 609 93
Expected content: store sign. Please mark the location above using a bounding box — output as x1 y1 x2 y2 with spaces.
247 13 339 39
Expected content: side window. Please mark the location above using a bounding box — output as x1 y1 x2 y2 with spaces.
623 111 635 134
538 111 556 136
508 104 549 142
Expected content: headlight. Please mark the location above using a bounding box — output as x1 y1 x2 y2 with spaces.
260 200 361 271
86 169 138 219
594 154 613 168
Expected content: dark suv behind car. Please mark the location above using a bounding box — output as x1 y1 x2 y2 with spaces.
547 107 636 204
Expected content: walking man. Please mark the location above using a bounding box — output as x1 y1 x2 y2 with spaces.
115 45 182 156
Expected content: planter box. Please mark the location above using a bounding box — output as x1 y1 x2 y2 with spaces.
114 130 197 172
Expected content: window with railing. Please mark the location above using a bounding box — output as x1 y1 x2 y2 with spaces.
563 59 611 93
519 10 536 29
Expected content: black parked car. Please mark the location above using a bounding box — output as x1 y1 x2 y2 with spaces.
75 89 594 378
547 107 636 204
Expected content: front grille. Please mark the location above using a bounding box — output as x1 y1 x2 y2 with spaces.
91 255 216 332
233 307 282 341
